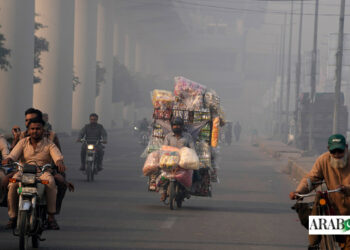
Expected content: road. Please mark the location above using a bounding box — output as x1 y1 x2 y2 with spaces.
0 130 308 250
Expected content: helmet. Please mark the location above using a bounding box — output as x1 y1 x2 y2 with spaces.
171 117 184 126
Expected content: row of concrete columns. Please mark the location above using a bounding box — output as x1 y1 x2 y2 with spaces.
0 0 146 133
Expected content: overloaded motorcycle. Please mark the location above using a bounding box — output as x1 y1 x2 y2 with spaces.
3 162 53 250
80 137 103 182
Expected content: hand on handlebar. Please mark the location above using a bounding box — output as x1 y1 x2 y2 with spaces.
56 160 66 173
1 158 12 166
289 191 298 200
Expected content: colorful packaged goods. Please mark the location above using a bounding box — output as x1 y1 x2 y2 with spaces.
204 89 220 112
196 141 211 169
143 151 160 176
159 146 180 170
174 76 206 111
211 117 220 147
151 89 174 109
193 109 211 123
198 122 211 143
178 147 200 170
153 108 172 120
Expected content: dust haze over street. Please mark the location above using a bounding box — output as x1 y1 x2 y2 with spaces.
0 130 307 249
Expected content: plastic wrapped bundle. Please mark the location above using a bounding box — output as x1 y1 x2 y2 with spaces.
178 147 200 170
211 117 220 147
196 141 211 168
159 146 180 171
174 76 206 111
174 169 193 188
204 89 220 111
151 89 174 109
143 150 160 176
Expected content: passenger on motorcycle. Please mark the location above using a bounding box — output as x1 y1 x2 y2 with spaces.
77 113 107 171
289 134 350 250
0 134 10 205
159 117 195 201
2 117 67 230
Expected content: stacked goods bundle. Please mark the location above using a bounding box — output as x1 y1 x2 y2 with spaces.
198 123 211 143
174 76 206 111
211 117 220 148
178 147 200 170
159 146 180 171
152 89 174 120
143 151 160 176
204 89 220 113
195 141 211 169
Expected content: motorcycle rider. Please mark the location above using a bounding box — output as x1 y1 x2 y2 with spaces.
139 118 149 133
2 117 66 230
9 108 73 217
77 113 107 171
160 117 195 201
289 134 350 250
0 134 10 205
234 121 241 142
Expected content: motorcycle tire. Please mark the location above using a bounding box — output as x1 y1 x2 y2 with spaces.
175 185 182 208
169 182 176 210
86 162 92 182
18 211 29 250
32 235 39 248
320 235 338 250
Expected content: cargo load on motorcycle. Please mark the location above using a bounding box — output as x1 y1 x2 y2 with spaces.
141 76 225 208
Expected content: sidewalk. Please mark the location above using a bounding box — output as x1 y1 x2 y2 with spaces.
258 138 316 181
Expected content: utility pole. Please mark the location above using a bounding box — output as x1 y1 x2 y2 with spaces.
333 0 346 134
294 0 304 147
279 13 287 139
285 0 294 143
308 0 319 152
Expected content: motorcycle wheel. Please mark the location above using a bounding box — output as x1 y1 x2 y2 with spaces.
18 211 29 250
320 235 337 250
169 182 176 210
175 185 182 208
32 235 39 248
91 162 95 182
86 162 92 182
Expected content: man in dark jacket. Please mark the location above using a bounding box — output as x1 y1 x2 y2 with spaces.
77 113 107 171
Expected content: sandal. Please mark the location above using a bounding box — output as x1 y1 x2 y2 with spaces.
47 219 60 230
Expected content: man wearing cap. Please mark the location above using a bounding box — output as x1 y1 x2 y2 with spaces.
290 134 350 249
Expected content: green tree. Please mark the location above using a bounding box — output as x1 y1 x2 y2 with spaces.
34 20 49 83
0 24 11 71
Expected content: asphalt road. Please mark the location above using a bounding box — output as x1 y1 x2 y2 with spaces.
0 130 308 250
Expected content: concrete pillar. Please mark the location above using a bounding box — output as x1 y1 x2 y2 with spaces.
135 42 142 73
124 34 130 70
0 1 34 132
112 21 124 129
34 0 75 134
72 0 98 130
95 0 114 129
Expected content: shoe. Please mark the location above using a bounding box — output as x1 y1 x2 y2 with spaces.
5 217 16 230
47 219 60 230
79 166 85 171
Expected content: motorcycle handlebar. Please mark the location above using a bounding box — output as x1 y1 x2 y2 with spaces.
295 188 343 199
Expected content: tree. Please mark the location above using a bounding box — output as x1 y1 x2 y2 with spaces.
0 24 11 71
34 19 49 83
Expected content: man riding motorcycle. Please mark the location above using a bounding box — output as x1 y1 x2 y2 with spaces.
2 117 67 230
77 113 107 171
0 134 10 206
159 117 195 201
290 134 350 250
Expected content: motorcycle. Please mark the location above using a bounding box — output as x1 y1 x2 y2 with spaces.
80 138 103 182
293 179 342 250
6 162 52 250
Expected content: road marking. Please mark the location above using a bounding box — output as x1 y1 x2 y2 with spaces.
161 217 177 229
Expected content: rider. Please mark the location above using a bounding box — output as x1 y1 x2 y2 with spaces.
9 108 73 216
234 121 241 142
77 113 107 171
2 117 66 230
289 134 350 249
0 134 10 205
139 118 149 133
160 117 195 201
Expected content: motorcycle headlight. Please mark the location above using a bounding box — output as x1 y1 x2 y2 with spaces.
87 144 94 150
134 127 138 130
21 174 36 184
